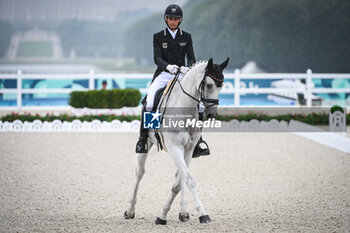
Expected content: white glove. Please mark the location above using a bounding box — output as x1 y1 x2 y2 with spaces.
166 64 179 74
180 66 189 74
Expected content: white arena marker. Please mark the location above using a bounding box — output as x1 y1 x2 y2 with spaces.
291 120 350 154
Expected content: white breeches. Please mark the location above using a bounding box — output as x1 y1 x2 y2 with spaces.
145 71 183 111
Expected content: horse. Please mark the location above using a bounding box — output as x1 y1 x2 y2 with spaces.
124 58 229 225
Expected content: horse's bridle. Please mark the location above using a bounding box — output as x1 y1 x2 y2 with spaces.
176 69 223 109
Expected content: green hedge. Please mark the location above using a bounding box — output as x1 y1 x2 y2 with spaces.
330 105 344 113
69 89 141 108
216 112 350 125
216 113 328 125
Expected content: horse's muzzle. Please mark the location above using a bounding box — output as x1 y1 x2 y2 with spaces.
205 105 217 119
205 112 217 119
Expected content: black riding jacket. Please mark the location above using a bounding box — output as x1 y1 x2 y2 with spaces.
152 28 196 81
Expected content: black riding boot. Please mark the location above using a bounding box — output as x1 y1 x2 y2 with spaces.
192 112 210 158
135 108 149 153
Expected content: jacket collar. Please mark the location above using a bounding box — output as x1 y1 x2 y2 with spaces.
163 28 183 38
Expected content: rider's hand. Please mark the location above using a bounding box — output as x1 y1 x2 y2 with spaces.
166 64 179 74
180 66 189 74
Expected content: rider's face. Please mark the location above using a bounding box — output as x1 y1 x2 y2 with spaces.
166 17 181 30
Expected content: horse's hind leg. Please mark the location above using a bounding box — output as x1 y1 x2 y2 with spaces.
124 141 153 219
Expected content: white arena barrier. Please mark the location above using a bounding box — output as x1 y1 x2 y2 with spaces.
0 119 140 132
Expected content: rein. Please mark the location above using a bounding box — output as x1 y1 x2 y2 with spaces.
154 67 221 150
157 70 182 118
176 70 221 109
158 67 222 119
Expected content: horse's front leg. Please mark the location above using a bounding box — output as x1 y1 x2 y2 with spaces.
178 173 190 222
124 141 152 219
156 148 193 225
178 148 193 222
156 171 181 224
172 146 211 223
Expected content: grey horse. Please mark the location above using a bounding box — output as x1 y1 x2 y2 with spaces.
124 58 229 224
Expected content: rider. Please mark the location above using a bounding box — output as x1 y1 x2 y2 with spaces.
135 4 210 158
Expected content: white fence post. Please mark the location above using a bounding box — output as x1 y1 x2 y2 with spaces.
306 69 312 107
234 69 240 106
17 69 22 108
89 69 95 90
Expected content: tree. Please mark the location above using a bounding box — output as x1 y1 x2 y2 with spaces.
124 0 350 72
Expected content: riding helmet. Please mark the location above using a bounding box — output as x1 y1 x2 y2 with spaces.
164 4 183 27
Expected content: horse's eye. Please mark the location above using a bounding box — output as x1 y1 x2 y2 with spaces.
207 84 213 89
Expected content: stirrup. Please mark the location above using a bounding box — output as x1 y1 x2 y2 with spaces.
192 140 210 158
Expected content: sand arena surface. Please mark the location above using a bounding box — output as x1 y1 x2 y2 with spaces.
0 132 350 232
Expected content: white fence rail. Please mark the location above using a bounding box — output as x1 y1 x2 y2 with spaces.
1 69 350 109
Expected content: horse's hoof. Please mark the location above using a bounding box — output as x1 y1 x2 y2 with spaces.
155 217 167 225
179 212 190 222
199 215 211 223
124 210 135 219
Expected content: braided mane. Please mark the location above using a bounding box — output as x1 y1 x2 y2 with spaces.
181 60 208 81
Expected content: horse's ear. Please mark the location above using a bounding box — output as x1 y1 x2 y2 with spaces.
207 58 213 73
220 57 230 70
